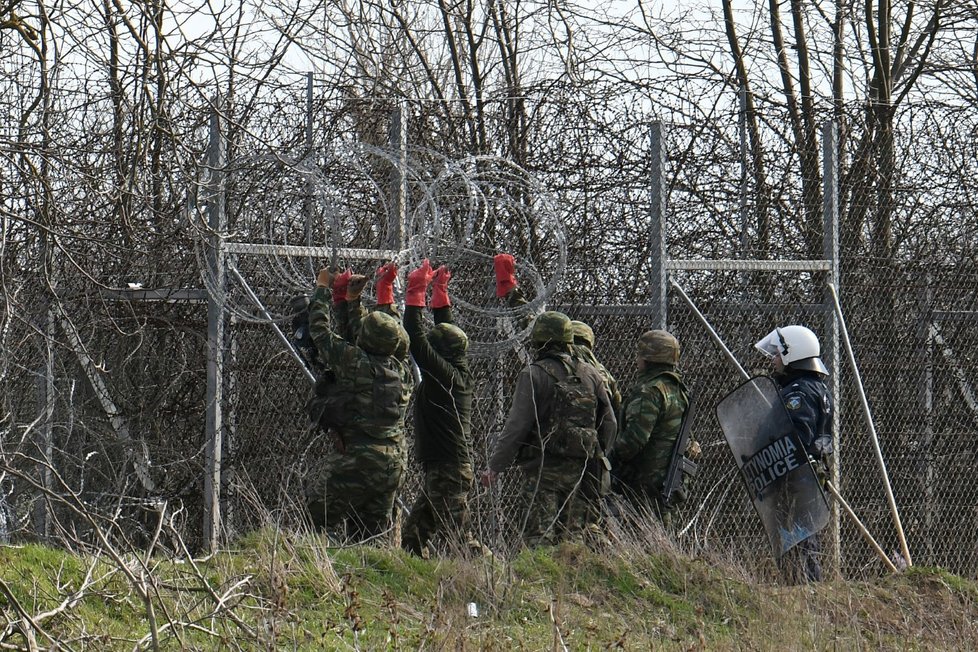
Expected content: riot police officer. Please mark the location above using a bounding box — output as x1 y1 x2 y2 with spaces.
755 324 833 583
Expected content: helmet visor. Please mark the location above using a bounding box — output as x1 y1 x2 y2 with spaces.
754 328 788 359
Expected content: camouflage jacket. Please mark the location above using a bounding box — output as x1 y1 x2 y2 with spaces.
308 287 413 444
489 349 617 473
571 343 623 416
612 364 689 485
403 305 474 467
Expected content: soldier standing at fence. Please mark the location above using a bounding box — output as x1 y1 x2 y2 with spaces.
480 310 617 545
306 266 413 543
396 260 476 556
755 324 833 583
570 320 622 415
610 329 696 528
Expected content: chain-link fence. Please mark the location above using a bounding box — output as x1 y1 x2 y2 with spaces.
3 83 977 578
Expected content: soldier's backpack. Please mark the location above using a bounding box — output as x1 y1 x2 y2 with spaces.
535 356 600 459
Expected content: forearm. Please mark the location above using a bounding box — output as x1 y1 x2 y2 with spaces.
308 287 348 367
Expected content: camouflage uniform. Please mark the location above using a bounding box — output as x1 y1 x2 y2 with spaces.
611 330 690 525
306 287 413 541
488 312 617 545
570 320 623 416
400 304 475 555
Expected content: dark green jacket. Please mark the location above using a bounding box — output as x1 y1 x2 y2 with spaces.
612 363 689 490
308 287 413 443
403 305 474 466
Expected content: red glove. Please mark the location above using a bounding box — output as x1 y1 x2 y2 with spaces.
406 259 434 307
430 265 452 309
493 254 517 298
375 262 398 305
331 269 352 304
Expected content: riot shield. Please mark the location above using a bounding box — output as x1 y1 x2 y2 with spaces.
716 376 829 558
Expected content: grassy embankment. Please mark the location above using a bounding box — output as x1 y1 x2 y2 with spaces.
1 528 976 650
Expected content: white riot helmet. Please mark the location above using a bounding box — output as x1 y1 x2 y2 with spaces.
755 325 828 375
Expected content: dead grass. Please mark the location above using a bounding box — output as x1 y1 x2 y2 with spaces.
2 518 978 650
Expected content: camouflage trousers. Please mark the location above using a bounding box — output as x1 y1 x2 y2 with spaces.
401 462 474 555
615 476 675 527
307 436 406 543
518 456 603 546
616 441 677 526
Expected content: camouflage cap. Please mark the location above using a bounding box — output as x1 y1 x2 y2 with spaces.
570 320 595 348
531 311 573 345
358 311 408 356
428 323 469 359
637 329 680 365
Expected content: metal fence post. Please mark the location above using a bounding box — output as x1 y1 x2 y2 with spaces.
649 122 668 329
822 119 842 575
33 305 56 538
304 72 315 277
389 101 408 252
204 104 226 553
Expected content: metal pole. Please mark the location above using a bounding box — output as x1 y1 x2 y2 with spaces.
389 101 408 252
825 481 899 573
669 278 748 380
204 104 226 553
738 86 749 253
649 122 668 329
304 72 315 277
822 119 842 574
828 282 912 567
35 304 56 537
228 264 316 384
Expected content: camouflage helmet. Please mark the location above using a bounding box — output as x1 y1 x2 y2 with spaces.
428 323 469 359
637 329 680 365
570 320 595 348
358 311 407 356
531 311 573 346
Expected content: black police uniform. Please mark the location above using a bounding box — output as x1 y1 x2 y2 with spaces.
777 368 833 582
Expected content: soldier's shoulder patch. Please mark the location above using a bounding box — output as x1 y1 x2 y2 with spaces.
784 394 803 410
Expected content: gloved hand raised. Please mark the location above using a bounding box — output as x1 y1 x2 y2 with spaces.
316 267 334 288
375 262 398 305
493 253 518 298
430 265 452 309
406 259 434 307
346 274 368 302
331 269 353 304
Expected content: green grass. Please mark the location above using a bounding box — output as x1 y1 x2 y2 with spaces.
2 533 978 650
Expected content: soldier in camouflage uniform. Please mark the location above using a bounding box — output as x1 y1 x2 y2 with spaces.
570 320 622 415
611 329 692 526
481 311 617 545
396 260 476 555
306 267 413 542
